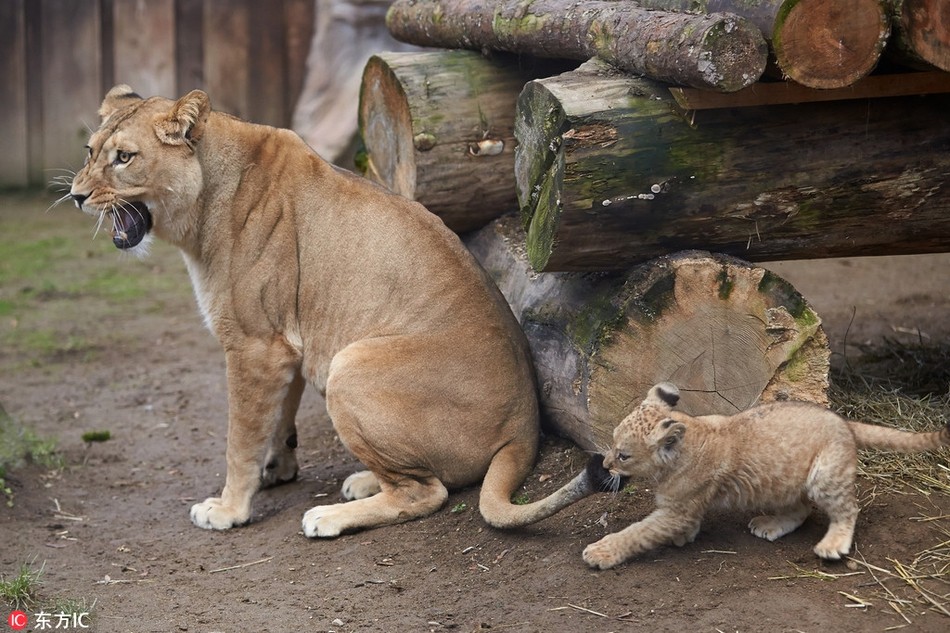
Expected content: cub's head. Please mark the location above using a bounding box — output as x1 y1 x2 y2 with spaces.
603 382 687 479
70 85 211 253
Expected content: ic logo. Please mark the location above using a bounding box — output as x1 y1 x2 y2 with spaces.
7 611 28 631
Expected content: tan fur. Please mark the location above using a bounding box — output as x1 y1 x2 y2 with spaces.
583 383 950 569
71 86 594 536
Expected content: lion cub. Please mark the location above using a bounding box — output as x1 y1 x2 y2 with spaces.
583 383 950 570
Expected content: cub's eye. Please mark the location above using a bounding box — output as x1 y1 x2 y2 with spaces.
114 150 135 165
616 452 630 462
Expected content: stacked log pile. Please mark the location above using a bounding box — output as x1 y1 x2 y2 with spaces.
355 0 950 445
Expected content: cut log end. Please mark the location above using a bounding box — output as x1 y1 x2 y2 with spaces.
359 55 417 198
900 0 950 71
467 216 830 451
774 0 889 89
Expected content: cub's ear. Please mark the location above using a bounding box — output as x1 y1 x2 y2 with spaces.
154 90 211 148
99 84 142 122
647 382 680 408
657 419 686 452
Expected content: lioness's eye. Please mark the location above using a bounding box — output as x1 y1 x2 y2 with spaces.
114 150 135 165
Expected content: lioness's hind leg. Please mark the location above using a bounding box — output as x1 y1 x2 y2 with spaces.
302 477 448 538
261 369 305 488
342 470 382 500
749 501 810 541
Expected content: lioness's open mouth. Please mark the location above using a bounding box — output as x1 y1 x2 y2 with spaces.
111 202 152 249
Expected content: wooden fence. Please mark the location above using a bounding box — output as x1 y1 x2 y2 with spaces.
0 0 314 188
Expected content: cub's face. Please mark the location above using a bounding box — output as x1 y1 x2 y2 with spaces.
603 382 686 479
70 85 209 253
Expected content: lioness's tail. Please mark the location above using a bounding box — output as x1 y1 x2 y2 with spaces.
478 444 610 529
849 420 950 453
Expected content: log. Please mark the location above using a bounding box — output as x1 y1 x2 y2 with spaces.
515 59 950 272
886 0 950 71
358 50 569 232
465 214 830 450
385 0 768 93
635 0 890 89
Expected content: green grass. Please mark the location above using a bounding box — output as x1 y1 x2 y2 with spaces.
0 404 60 507
0 191 189 360
0 559 44 610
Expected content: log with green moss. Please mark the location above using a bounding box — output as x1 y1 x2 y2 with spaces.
385 0 767 92
885 0 950 71
515 59 950 272
358 51 565 232
635 0 890 89
466 214 830 450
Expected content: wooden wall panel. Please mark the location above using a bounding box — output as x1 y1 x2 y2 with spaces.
0 0 315 187
0 0 29 187
40 0 102 184
203 0 250 118
112 0 176 98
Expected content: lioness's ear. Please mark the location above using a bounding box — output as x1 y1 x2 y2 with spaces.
155 89 210 148
99 84 142 122
648 382 680 408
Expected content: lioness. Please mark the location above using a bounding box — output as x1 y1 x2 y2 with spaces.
70 86 598 536
583 383 950 569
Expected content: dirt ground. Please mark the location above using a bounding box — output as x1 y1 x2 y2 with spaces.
1 190 948 632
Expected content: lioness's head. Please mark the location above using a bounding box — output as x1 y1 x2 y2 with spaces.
603 383 686 479
70 85 211 252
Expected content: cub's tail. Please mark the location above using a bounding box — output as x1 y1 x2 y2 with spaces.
478 444 617 529
849 420 950 453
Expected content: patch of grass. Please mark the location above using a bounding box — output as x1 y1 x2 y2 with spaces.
0 404 60 506
0 559 44 611
511 492 532 505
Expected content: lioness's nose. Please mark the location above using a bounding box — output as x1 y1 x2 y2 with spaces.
71 193 88 208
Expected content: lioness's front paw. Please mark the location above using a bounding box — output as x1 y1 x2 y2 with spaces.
190 497 250 530
341 470 381 500
302 503 349 538
583 535 625 570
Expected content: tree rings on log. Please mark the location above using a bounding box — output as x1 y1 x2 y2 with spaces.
466 215 830 451
359 50 565 232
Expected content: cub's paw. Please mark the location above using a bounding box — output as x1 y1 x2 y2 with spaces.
302 503 348 538
583 535 625 570
260 450 299 488
813 537 851 561
341 470 381 500
190 497 250 530
749 515 788 541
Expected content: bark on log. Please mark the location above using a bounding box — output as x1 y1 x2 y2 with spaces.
385 0 767 92
466 214 830 450
886 0 950 71
358 51 568 233
635 0 890 89
515 59 950 272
